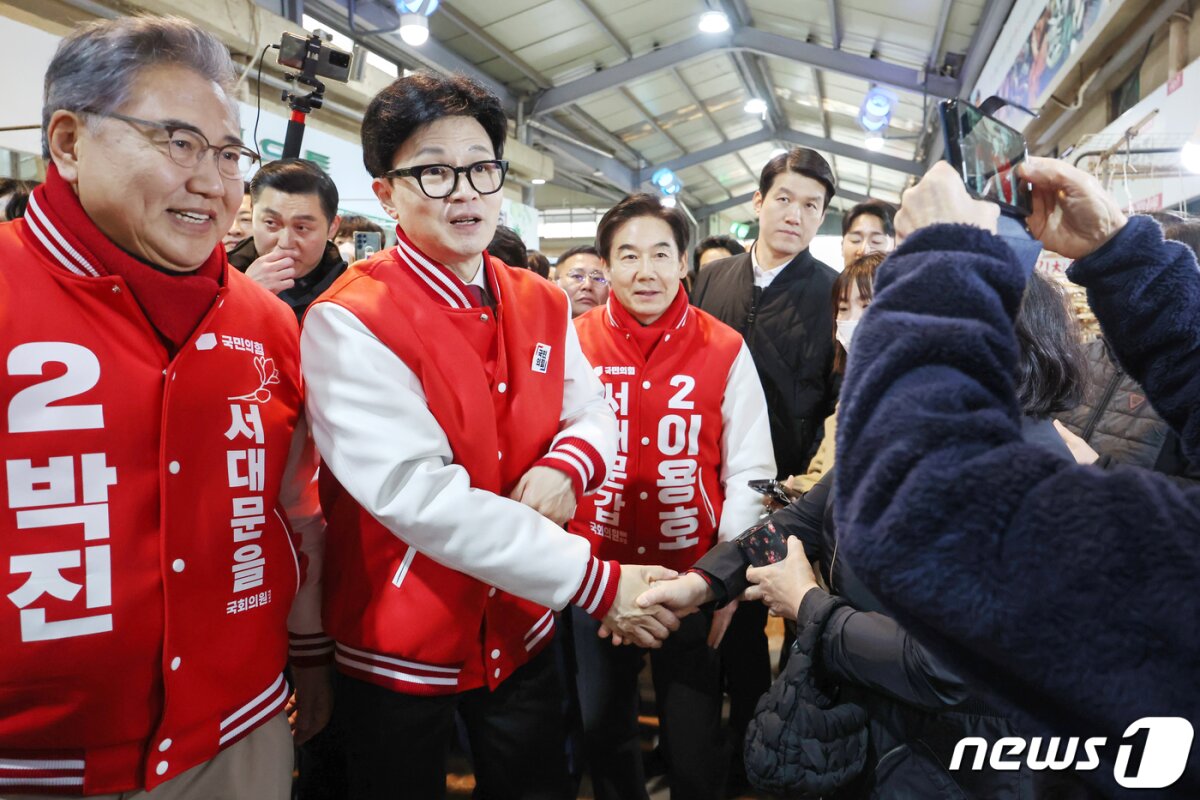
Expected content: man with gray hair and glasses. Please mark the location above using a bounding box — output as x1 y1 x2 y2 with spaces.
0 16 330 798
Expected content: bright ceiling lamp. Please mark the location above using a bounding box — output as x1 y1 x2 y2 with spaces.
698 11 730 33
744 97 768 116
770 147 787 158
651 167 683 196
864 135 886 151
1182 141 1200 174
662 196 678 207
397 0 438 46
858 85 896 135
531 178 547 185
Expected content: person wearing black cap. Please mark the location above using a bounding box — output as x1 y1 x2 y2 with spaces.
689 147 839 792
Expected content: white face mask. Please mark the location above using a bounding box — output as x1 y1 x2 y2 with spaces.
836 319 859 353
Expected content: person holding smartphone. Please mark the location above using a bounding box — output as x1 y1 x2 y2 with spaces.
566 193 775 800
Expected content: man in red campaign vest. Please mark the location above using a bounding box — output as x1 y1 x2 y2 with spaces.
301 72 681 799
0 17 330 800
568 194 775 799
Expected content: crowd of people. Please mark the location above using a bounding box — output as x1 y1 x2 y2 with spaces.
2 13 1198 800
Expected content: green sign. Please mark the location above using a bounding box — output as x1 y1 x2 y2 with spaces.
258 138 332 172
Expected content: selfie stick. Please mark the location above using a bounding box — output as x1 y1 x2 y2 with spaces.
280 35 328 159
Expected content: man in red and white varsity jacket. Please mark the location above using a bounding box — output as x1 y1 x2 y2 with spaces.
0 18 328 799
301 72 679 799
567 194 775 800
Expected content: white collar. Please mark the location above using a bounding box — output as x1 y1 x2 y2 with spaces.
751 241 790 277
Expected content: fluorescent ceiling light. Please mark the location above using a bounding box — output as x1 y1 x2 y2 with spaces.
744 98 768 115
698 11 730 33
531 178 547 185
864 135 886 152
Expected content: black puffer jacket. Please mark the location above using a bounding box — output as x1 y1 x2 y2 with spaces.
691 249 838 477
699 421 1096 798
227 238 347 323
1055 337 1200 486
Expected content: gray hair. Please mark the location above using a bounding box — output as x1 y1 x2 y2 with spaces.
42 16 238 158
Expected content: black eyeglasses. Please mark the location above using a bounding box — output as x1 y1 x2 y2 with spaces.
80 109 260 180
381 160 509 199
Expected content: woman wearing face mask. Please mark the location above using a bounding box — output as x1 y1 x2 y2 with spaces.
783 252 885 496
643 262 1093 799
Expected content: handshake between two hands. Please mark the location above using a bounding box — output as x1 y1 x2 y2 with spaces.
599 536 819 650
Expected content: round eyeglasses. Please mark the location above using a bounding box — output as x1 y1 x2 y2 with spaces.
80 109 260 180
381 160 510 199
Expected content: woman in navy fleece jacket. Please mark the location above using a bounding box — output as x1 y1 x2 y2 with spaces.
832 158 1199 797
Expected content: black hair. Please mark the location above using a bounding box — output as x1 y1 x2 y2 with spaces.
335 215 385 242
526 250 551 278
596 194 688 263
0 179 38 221
250 158 339 226
242 180 251 196
557 245 600 268
1163 219 1200 259
361 72 506 178
831 251 886 374
693 234 746 271
757 147 836 209
1014 272 1087 417
487 225 527 267
841 200 896 237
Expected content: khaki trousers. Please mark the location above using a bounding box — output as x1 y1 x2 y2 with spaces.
3 712 292 800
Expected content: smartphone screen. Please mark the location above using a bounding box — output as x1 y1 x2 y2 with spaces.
942 100 1033 217
354 231 383 262
277 32 308 71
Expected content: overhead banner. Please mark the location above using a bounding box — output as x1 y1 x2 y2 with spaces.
973 0 1120 130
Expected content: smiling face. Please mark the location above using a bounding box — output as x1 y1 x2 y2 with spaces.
603 216 689 325
50 64 243 272
752 171 827 267
371 115 502 277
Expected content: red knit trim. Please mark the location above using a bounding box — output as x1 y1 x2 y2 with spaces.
288 631 335 666
685 568 715 588
570 556 620 619
535 436 606 499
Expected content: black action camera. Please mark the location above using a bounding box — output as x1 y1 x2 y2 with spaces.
277 32 352 84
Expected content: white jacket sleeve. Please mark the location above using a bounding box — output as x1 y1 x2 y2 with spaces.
300 302 617 612
537 298 618 495
717 342 777 541
279 415 332 661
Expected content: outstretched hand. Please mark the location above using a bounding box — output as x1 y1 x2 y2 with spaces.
597 564 681 648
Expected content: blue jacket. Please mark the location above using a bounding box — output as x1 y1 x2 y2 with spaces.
833 217 1200 798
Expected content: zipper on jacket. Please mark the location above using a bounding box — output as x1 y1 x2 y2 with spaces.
744 285 763 337
1082 369 1122 442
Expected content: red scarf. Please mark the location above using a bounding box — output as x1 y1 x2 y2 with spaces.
606 285 689 360
30 164 224 350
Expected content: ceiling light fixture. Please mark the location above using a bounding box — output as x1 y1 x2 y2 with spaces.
744 98 768 116
770 147 788 158
662 196 678 208
396 0 439 46
864 135 886 152
531 178 547 185
698 11 730 33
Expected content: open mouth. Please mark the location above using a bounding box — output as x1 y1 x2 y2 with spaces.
450 216 482 227
170 210 213 226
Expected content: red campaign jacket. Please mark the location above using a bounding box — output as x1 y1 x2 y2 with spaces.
569 299 744 572
0 217 309 794
314 240 609 696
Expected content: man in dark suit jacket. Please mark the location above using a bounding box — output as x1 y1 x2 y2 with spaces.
690 147 840 791
692 148 839 479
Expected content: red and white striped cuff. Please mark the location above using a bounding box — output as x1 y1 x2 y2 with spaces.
570 556 620 620
288 632 335 666
535 437 606 498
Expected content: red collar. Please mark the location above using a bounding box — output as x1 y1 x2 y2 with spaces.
392 225 498 310
25 164 225 350
605 287 689 359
